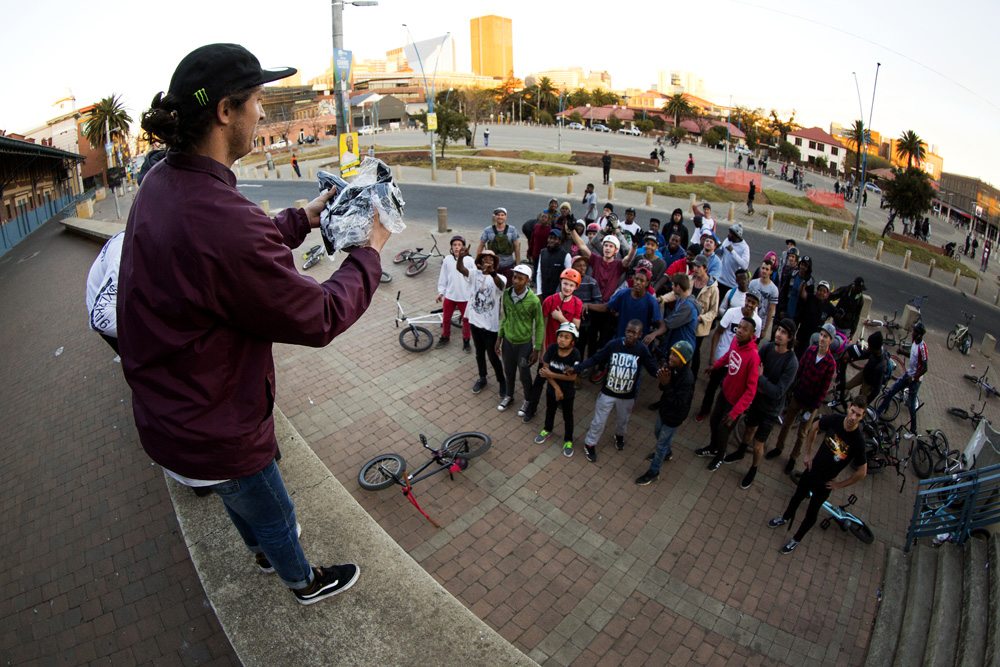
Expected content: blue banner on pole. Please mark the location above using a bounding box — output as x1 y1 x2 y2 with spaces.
333 49 352 88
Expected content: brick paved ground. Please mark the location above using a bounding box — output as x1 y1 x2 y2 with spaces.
274 210 1000 667
0 219 238 665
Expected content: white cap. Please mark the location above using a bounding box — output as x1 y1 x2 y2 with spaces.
512 264 533 279
602 235 621 250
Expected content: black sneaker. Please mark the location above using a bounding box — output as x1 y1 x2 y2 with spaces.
707 457 722 471
585 445 597 463
472 377 487 394
768 516 787 528
293 564 361 605
434 337 450 349
723 449 746 464
694 446 715 458
740 467 757 490
615 435 625 451
784 458 796 475
635 471 658 486
462 340 471 353
764 448 782 461
780 539 799 555
521 407 536 423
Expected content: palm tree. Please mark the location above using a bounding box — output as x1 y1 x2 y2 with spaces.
535 76 559 113
84 95 132 186
768 109 797 143
895 130 927 168
663 93 692 128
845 119 866 179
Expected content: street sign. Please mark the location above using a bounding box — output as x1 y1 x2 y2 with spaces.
427 113 437 131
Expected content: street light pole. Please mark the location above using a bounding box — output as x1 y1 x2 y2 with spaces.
331 0 378 138
849 62 881 248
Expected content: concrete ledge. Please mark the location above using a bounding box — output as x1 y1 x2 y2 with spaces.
60 216 124 242
166 408 536 667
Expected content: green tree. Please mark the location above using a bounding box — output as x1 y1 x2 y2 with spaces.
768 109 796 143
704 126 727 147
663 93 692 128
895 130 927 168
844 120 866 180
591 88 620 106
669 126 687 141
777 140 801 162
459 88 495 148
83 94 133 186
606 114 623 132
535 109 554 125
636 119 654 133
535 76 559 113
814 156 829 171
567 88 591 107
569 111 583 125
883 167 935 223
414 107 469 157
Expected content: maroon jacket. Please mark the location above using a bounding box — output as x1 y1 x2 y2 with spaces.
118 152 381 479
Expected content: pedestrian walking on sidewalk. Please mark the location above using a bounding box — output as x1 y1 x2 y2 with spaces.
290 153 301 177
602 150 612 184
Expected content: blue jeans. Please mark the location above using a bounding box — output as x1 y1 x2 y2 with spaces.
649 418 678 475
211 460 313 589
877 375 921 432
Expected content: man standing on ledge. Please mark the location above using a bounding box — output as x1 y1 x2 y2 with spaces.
118 44 389 605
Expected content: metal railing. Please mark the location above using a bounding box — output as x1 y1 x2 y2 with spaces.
905 462 1000 551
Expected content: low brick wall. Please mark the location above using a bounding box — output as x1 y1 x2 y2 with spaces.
887 232 947 255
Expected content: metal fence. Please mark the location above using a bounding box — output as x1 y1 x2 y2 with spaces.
905 462 1000 551
0 190 92 257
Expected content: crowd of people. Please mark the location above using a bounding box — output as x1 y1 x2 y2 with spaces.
426 188 929 554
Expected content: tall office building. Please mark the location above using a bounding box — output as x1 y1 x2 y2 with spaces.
470 15 513 79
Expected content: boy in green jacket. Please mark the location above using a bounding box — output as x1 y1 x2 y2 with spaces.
496 264 545 412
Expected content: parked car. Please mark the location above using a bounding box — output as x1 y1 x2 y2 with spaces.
269 140 288 150
592 123 611 133
617 127 641 136
864 181 882 194
734 145 752 156
358 125 384 135
565 122 585 130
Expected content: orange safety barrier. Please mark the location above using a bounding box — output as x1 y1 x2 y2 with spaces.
806 189 846 209
714 168 762 193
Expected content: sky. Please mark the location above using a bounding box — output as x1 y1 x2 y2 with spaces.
4 0 997 184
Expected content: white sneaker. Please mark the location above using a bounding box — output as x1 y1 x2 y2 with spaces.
497 396 513 411
517 400 530 417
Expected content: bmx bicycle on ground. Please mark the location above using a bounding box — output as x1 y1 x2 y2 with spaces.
393 233 445 276
394 291 463 352
946 311 975 355
358 431 492 526
302 244 392 282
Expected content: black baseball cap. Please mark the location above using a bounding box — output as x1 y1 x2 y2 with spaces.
168 43 296 110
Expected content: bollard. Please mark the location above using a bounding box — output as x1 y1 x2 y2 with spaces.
927 259 935 278
528 172 536 190
308 167 315 179
260 200 270 215
437 207 449 233
263 168 269 179
689 193 696 207
294 199 308 209
840 230 849 249
645 186 653 206
727 202 735 222
805 219 814 241
766 210 774 231
983 333 996 359
75 199 94 219
608 183 615 200
455 166 462 185
953 268 962 287
903 250 911 270
395 165 402 181
566 176 573 194
275 167 281 179
95 187 106 201
995 289 1000 306
489 168 496 187
875 240 884 261
975 276 981 295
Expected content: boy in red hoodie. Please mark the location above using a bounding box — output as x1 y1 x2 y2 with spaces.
696 317 760 471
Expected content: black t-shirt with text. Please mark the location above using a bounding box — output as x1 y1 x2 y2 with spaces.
810 414 866 482
543 344 581 393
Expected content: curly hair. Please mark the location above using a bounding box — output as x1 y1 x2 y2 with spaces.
140 88 255 153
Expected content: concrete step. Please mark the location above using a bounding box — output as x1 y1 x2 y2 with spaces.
893 545 938 667
865 547 910 667
988 533 1000 667
956 537 989 667
922 544 963 667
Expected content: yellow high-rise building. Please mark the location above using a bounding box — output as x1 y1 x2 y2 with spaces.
470 15 513 79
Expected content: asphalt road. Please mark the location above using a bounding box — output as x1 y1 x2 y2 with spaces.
240 180 1000 339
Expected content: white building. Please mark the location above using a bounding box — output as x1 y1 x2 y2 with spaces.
655 70 705 97
787 126 846 173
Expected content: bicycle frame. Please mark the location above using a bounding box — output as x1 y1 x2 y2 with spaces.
380 436 465 487
821 494 866 527
394 292 447 328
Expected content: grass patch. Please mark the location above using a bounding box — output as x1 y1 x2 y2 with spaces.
773 213 978 278
763 190 852 221
388 154 577 177
617 181 747 204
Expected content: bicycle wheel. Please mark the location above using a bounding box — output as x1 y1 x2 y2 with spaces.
380 270 393 283
911 442 934 479
405 258 428 276
393 250 411 264
848 521 875 544
399 325 434 352
960 334 973 355
946 330 957 350
440 431 492 459
948 407 971 420
879 395 901 422
358 453 407 491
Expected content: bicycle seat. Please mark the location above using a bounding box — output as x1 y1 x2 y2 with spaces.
414 247 424 252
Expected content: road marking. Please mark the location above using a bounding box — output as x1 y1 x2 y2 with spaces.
237 184 263 188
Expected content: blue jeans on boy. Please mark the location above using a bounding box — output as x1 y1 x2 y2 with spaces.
649 417 678 475
877 375 921 432
211 460 313 589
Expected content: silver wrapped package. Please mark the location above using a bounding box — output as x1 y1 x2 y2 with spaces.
317 157 405 253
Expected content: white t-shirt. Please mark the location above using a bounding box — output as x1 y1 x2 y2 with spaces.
465 269 507 331
583 192 598 220
86 232 124 338
749 278 779 322
437 255 476 301
713 306 763 362
699 216 717 238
